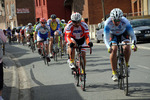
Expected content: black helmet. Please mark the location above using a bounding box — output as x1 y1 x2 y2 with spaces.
51 14 56 19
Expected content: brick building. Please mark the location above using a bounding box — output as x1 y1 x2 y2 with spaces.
65 0 132 24
5 0 35 29
34 0 71 22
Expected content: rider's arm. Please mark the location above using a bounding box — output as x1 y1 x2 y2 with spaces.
104 25 110 49
125 20 137 43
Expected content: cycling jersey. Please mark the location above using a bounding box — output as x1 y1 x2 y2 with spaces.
47 18 60 36
104 16 137 49
26 26 34 34
6 29 11 36
65 21 91 44
35 23 50 41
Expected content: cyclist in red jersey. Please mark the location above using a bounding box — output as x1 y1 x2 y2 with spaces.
65 12 93 70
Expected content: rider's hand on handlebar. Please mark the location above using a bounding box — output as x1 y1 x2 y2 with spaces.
108 47 112 53
70 43 75 48
88 42 93 47
131 45 137 52
34 40 37 43
47 37 50 41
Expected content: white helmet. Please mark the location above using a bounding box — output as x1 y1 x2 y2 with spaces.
110 8 123 20
71 12 82 22
61 19 65 23
28 23 32 26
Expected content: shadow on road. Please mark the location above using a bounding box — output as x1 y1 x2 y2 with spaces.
30 83 83 100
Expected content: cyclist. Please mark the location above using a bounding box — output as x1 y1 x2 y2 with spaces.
15 27 21 43
60 19 66 54
6 27 12 44
0 29 7 100
104 8 137 81
20 26 26 44
47 14 61 58
34 18 51 61
65 12 93 70
26 23 34 46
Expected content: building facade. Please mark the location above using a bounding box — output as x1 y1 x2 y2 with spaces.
5 0 35 29
34 0 71 22
131 0 150 16
0 0 5 29
65 0 132 24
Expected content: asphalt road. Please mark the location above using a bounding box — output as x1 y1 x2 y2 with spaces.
5 42 150 100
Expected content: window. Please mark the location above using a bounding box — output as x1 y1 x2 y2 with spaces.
36 0 38 6
43 0 45 5
39 0 41 6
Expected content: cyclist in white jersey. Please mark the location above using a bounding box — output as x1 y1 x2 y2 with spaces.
104 8 137 81
26 23 34 45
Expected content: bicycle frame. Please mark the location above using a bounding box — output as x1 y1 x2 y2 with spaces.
72 45 92 91
111 42 132 96
39 40 50 66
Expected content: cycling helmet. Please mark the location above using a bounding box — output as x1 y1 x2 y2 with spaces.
61 19 65 23
71 12 82 22
110 8 123 20
51 14 57 19
40 18 46 23
28 23 32 26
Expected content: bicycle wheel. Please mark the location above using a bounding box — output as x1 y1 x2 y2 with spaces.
42 48 46 65
124 66 129 96
80 57 86 91
74 59 79 86
118 60 124 90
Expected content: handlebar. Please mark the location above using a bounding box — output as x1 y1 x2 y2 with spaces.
71 46 92 54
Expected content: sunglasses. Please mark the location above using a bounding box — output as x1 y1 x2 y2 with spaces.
41 22 46 24
72 21 80 24
114 19 121 22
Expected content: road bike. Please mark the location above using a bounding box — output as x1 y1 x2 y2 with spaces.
30 36 35 53
72 45 92 91
110 42 134 96
39 40 50 66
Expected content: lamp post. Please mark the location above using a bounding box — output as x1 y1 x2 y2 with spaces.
101 0 106 21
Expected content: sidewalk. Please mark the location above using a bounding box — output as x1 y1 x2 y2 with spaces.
2 54 18 100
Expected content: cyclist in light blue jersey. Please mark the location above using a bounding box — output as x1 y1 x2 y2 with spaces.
104 8 137 81
34 18 51 60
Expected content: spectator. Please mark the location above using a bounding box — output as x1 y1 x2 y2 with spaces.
0 29 7 100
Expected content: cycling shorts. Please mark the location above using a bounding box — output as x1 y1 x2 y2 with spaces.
110 30 130 44
50 30 61 36
69 37 87 52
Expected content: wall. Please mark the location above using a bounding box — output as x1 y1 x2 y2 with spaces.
47 0 69 21
16 0 35 26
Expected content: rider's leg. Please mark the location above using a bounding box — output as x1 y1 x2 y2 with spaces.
110 45 118 75
27 34 30 45
82 51 86 68
123 41 131 66
49 37 53 54
54 31 59 45
45 43 49 55
69 39 76 62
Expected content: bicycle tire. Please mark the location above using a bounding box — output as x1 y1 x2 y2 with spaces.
42 48 47 65
124 66 129 95
74 58 79 86
80 56 86 91
118 60 124 90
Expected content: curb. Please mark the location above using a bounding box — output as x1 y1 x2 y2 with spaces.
6 52 31 100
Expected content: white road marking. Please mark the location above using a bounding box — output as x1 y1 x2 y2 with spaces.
137 65 150 70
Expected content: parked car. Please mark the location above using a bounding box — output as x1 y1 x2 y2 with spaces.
95 21 104 43
130 19 150 42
